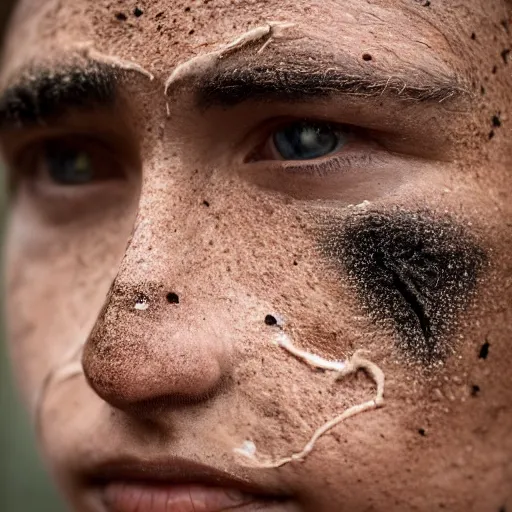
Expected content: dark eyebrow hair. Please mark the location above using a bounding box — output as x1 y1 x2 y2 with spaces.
194 61 468 109
0 63 118 129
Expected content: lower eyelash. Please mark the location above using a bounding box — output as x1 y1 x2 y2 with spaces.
279 152 377 177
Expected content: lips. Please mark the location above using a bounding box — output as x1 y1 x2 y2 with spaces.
88 457 288 512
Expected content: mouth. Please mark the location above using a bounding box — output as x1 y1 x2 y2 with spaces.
86 457 291 512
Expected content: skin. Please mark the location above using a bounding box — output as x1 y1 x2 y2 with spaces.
0 0 511 511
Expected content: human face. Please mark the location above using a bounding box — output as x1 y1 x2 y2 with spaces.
1 1 511 511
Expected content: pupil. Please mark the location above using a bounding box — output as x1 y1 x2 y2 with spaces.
273 122 344 160
45 146 94 185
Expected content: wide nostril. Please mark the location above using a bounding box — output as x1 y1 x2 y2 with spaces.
166 292 180 304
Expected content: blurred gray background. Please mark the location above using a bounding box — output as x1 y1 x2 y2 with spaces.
1 1 66 510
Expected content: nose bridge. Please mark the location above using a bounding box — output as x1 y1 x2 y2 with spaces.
82 173 233 411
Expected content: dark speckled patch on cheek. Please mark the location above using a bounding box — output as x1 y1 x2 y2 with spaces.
321 210 488 364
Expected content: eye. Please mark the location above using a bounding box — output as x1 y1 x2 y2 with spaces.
44 144 95 185
10 136 128 193
261 121 349 161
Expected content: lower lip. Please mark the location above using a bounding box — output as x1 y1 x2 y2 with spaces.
103 482 262 512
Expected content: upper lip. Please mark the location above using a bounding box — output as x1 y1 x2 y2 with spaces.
85 456 284 498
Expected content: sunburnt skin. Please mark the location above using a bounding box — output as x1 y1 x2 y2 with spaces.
1 1 512 512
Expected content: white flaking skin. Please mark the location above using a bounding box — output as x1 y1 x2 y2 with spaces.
238 334 385 469
164 22 297 96
74 42 155 81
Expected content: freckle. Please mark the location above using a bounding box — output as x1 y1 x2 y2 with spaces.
479 340 490 359
471 384 481 397
166 292 180 304
362 53 373 62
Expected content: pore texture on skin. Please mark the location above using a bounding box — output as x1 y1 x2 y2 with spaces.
0 0 511 512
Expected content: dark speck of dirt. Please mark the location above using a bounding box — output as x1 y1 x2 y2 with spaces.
293 260 299 266
189 29 195 35
501 19 510 33
479 340 490 359
501 49 510 64
471 384 481 397
265 314 278 326
480 86 486 95
471 32 476 40
492 65 498 74
321 209 487 364
115 12 128 21
489 130 495 140
202 200 210 207
362 53 373 61
418 428 427 436
492 114 501 128
134 7 144 17
184 6 191 12
166 292 180 304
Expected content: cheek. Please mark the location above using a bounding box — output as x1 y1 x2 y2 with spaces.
321 209 488 365
4 207 134 407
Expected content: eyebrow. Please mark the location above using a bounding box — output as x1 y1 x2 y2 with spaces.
0 63 118 129
188 53 468 109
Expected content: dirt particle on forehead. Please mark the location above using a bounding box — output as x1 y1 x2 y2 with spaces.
115 12 128 22
501 49 510 64
134 7 144 18
418 428 427 436
492 65 498 74
471 384 481 397
362 53 373 61
479 340 490 359
492 114 501 127
471 32 476 41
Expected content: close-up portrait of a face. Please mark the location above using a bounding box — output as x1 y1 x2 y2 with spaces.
0 1 511 511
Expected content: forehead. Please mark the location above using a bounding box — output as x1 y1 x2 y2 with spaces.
1 0 488 81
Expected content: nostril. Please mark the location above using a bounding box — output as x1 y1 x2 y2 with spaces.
166 292 180 304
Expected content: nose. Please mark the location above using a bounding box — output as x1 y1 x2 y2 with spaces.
82 279 231 410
